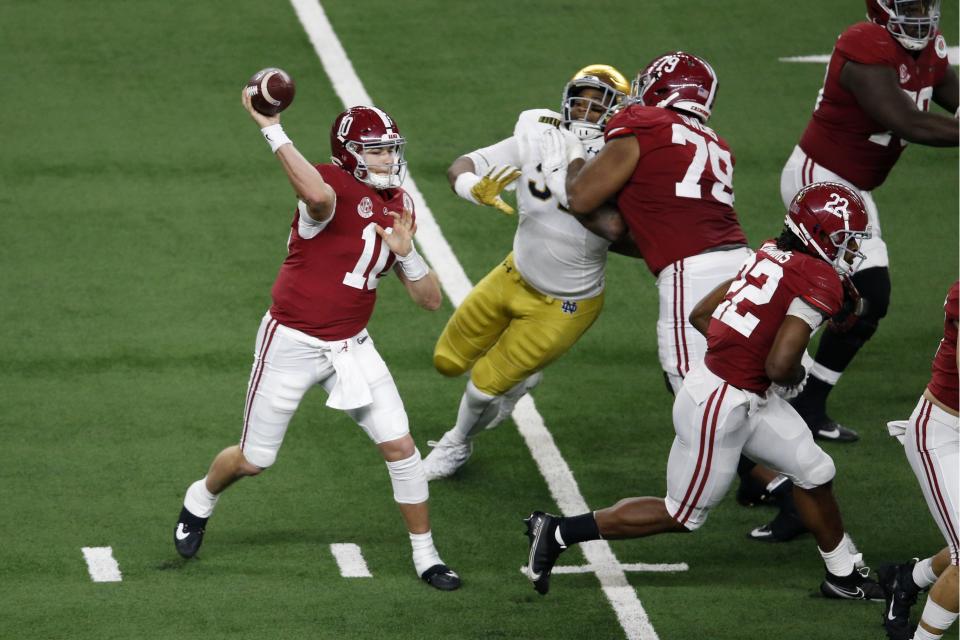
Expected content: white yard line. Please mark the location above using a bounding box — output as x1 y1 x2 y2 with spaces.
519 562 688 576
288 1 668 637
780 46 958 65
81 547 122 582
329 543 373 577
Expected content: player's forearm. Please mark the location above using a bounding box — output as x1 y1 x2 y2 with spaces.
447 156 476 191
894 111 959 147
404 270 442 311
275 145 336 219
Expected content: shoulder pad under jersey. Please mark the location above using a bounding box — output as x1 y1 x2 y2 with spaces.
514 108 563 165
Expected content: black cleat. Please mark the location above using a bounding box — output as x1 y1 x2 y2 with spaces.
524 511 566 595
748 506 808 543
420 563 461 591
820 567 885 601
736 477 775 507
809 419 860 442
174 506 208 559
879 560 920 640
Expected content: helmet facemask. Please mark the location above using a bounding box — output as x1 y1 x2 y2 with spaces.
562 67 628 140
876 0 941 50
345 138 407 189
784 218 872 276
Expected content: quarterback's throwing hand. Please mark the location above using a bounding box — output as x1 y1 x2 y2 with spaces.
471 166 522 215
241 87 279 129
375 209 415 257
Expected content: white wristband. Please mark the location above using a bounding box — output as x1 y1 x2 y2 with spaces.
453 172 482 204
396 246 429 281
261 123 292 153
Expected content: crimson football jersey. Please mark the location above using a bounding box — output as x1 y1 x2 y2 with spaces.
928 280 959 411
704 241 843 393
605 105 748 275
799 23 950 190
269 163 413 341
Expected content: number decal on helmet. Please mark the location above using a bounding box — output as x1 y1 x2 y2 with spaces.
823 193 849 217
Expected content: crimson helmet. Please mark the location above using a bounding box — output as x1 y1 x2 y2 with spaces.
785 182 872 276
631 52 718 122
330 106 407 189
561 64 630 140
865 0 941 51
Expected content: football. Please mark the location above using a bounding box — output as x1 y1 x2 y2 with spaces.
245 67 296 116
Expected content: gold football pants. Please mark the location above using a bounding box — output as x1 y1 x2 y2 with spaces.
433 254 604 396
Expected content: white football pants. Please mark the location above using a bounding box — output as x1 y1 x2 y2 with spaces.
666 363 836 530
904 397 960 565
240 312 409 468
657 247 754 393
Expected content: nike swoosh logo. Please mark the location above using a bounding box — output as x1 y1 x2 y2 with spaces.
175 523 190 541
526 519 544 580
357 335 368 344
825 582 864 598
887 599 898 621
819 428 841 439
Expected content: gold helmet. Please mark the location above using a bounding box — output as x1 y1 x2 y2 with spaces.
562 64 630 140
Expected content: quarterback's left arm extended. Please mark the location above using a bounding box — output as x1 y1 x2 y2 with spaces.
566 136 639 214
376 210 442 311
933 65 959 116
690 278 734 337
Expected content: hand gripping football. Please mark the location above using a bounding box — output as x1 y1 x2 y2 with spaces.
245 68 296 116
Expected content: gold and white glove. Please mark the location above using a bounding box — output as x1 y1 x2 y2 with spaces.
454 165 522 215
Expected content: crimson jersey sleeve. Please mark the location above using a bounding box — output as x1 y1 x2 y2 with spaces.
605 105 675 142
793 261 844 317
835 22 900 66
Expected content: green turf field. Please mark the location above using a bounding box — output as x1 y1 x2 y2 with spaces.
1 1 957 638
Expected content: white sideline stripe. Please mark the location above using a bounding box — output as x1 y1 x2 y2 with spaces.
288 2 659 638
780 46 958 65
330 543 373 577
519 562 689 576
81 547 122 582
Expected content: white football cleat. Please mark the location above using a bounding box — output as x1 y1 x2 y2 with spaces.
422 431 473 481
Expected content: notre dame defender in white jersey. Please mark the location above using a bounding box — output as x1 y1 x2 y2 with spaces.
423 65 630 480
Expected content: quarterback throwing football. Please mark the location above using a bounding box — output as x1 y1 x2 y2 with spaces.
171 88 460 591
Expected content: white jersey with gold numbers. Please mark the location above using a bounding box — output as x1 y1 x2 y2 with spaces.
465 109 610 300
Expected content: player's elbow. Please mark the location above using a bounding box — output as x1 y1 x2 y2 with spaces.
764 355 797 386
420 291 443 312
566 184 593 215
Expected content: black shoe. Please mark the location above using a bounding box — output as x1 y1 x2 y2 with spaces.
174 506 208 559
820 567 885 601
420 563 461 591
736 476 775 507
879 560 920 640
748 505 808 543
810 419 860 442
524 511 566 595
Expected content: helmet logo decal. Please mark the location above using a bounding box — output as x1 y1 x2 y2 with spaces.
357 196 373 218
337 114 354 142
823 192 850 217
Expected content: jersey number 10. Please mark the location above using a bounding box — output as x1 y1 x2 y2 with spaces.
343 222 391 290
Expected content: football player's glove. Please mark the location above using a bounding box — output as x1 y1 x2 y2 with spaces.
470 165 521 215
828 276 868 333
539 127 585 208
771 379 806 401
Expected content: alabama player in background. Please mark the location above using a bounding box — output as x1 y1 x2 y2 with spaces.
171 90 461 591
524 182 883 603
879 281 958 640
780 0 959 443
422 65 630 480
557 52 806 542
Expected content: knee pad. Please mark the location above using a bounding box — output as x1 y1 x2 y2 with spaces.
433 348 468 378
793 443 836 489
386 449 429 505
241 444 276 470
849 267 890 340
